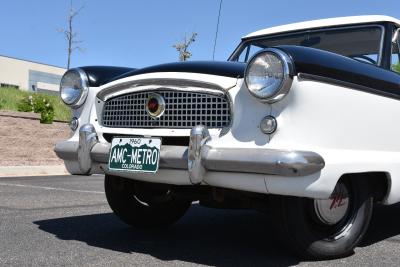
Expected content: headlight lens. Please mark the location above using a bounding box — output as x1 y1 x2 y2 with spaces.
245 49 293 103
60 68 89 108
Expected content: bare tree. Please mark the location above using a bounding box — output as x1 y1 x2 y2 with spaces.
173 32 198 61
58 0 84 69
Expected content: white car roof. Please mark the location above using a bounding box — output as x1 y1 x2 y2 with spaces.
244 15 400 39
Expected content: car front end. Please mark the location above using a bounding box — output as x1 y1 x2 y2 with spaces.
55 54 326 196
54 15 400 260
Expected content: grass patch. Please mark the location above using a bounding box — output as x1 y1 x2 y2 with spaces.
0 87 71 122
393 62 400 73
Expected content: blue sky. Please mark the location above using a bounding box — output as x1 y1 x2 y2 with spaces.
1 0 399 69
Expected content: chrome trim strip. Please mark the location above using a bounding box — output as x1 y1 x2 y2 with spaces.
100 86 226 102
392 28 400 43
74 68 90 108
97 78 226 102
298 72 400 101
377 24 386 66
99 85 228 102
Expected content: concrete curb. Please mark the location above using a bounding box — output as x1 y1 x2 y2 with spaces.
0 165 68 177
0 111 68 123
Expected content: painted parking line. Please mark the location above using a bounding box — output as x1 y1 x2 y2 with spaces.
0 182 104 194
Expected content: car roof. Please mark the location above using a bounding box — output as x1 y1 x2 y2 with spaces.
243 15 400 39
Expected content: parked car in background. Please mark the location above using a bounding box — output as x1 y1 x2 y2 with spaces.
55 15 400 259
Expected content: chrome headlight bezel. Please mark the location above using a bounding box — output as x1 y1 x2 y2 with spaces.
60 68 89 109
244 48 294 103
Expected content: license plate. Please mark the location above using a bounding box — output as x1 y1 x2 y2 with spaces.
108 137 161 173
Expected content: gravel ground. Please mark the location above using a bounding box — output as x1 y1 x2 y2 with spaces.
1 175 400 267
0 111 70 166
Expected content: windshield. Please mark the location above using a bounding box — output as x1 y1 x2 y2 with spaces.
230 26 383 65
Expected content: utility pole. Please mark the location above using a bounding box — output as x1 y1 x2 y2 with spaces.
212 0 223 60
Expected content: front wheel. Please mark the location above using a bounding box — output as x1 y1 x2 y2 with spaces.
105 175 192 228
271 177 373 260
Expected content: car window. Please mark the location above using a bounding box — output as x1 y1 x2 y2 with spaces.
246 45 263 60
391 29 400 73
231 26 383 65
237 46 248 62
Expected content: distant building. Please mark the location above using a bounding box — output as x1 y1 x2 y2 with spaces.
0 55 66 94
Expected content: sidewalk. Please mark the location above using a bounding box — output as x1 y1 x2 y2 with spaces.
0 165 68 177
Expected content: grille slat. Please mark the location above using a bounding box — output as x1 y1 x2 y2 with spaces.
102 90 231 129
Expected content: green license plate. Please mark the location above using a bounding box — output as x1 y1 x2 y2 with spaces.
108 137 161 173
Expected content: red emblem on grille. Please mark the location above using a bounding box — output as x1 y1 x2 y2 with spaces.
146 93 165 118
147 98 159 113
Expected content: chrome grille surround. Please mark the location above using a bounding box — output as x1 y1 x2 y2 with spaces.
101 89 231 129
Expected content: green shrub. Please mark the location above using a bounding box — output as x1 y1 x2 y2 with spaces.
17 95 35 112
17 95 55 124
40 102 55 124
0 87 71 122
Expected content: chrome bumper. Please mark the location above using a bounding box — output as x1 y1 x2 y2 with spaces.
54 124 325 182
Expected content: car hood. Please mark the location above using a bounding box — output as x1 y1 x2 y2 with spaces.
80 61 246 87
108 61 246 85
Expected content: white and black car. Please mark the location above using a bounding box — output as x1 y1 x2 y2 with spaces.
55 15 400 259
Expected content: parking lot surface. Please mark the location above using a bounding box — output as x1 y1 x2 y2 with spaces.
0 175 400 266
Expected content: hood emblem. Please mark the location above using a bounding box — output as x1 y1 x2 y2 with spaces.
146 93 165 118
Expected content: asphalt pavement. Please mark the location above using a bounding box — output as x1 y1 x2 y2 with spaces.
0 174 400 266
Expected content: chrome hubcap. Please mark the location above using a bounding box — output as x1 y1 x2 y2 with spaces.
314 183 349 225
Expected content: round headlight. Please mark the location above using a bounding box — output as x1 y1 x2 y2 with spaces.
245 48 293 103
60 68 89 108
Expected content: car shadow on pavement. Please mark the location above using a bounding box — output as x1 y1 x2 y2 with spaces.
34 204 299 267
360 203 400 247
33 203 400 266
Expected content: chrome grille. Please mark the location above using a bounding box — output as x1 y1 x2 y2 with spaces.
101 90 231 128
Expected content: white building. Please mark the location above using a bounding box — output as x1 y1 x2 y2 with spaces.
0 55 66 94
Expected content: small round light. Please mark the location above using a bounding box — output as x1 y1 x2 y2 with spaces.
260 116 277 134
69 117 79 131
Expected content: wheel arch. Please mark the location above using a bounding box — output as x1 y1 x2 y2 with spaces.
338 171 391 203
